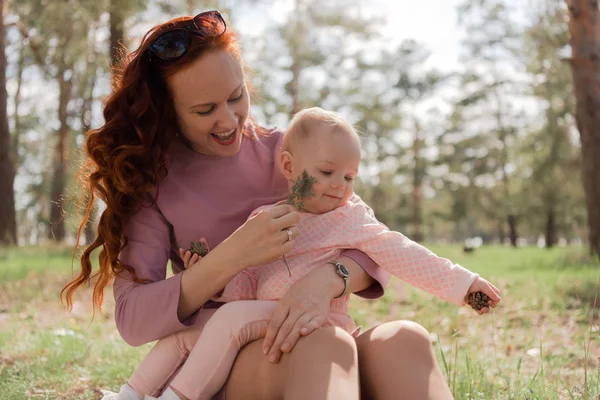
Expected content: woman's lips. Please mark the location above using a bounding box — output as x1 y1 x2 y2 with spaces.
210 129 236 145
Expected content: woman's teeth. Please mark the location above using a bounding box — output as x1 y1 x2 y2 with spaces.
211 130 235 142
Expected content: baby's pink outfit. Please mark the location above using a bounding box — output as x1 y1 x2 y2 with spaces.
128 199 479 400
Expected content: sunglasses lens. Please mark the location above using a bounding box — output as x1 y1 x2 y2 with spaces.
193 11 226 37
150 30 189 60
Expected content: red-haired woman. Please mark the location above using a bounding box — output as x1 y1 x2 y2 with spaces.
62 11 454 400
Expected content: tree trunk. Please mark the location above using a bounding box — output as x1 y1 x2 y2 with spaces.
545 208 557 248
109 0 125 68
286 0 302 118
287 61 300 118
11 37 24 167
0 0 17 245
497 218 505 244
567 0 600 258
507 214 518 247
47 69 72 241
80 74 96 246
411 119 424 242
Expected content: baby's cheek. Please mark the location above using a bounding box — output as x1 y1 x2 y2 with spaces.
342 187 354 203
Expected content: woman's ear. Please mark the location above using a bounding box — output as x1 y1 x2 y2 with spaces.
280 151 294 180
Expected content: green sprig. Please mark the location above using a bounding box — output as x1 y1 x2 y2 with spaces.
283 170 317 276
287 170 317 210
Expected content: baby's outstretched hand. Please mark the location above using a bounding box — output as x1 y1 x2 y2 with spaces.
465 277 501 315
179 238 210 269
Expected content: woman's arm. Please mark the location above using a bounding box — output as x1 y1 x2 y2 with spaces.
302 255 376 299
114 199 240 346
340 250 391 297
115 198 300 346
177 245 247 320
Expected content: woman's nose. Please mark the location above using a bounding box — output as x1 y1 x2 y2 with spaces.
217 104 237 128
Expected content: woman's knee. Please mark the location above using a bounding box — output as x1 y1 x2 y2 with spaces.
356 320 434 357
292 326 358 367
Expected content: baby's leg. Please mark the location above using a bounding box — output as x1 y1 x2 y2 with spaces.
169 300 278 400
128 309 218 397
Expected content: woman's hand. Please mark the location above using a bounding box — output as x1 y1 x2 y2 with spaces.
262 264 339 364
466 277 501 315
222 204 301 271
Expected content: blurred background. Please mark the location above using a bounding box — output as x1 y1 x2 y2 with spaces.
0 0 598 253
1 2 600 398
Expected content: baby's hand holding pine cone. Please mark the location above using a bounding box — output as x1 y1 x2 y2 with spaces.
179 238 210 269
465 277 502 315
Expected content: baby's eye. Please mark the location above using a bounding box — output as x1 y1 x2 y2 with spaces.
229 91 244 102
345 176 354 181
320 170 332 176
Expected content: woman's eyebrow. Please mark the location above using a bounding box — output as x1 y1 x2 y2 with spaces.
189 83 244 110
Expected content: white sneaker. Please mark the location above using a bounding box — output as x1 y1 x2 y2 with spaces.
100 384 143 400
100 390 120 399
144 387 182 399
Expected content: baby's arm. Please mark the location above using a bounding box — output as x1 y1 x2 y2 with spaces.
336 204 500 308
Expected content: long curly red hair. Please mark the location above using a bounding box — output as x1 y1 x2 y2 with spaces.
61 14 257 313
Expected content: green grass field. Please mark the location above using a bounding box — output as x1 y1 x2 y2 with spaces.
0 245 598 399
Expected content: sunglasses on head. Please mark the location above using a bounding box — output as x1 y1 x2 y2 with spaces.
148 10 226 61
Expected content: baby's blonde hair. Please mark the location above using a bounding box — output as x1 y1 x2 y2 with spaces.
282 107 359 152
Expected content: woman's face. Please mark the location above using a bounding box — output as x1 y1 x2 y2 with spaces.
167 49 250 157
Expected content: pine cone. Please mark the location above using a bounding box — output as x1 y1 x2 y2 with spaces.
188 241 208 257
467 291 491 311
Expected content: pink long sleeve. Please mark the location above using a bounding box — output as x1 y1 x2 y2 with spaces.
341 196 390 297
114 198 197 346
335 202 478 306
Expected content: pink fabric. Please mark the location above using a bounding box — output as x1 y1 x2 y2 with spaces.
128 308 219 397
129 301 354 400
217 199 479 307
113 128 390 347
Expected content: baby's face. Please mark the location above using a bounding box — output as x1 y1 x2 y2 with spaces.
287 127 361 214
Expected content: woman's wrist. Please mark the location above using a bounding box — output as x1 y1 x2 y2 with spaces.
301 256 375 299
334 256 374 294
177 244 246 320
299 263 344 299
213 236 250 272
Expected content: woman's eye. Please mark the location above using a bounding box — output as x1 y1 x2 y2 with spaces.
320 170 332 176
195 107 214 116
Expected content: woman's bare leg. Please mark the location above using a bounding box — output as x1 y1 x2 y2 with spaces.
356 320 454 400
225 326 360 400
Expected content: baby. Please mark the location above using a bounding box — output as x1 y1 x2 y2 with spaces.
107 107 501 400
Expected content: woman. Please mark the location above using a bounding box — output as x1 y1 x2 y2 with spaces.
62 11 454 400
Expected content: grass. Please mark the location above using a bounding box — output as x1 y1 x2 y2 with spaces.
0 245 598 399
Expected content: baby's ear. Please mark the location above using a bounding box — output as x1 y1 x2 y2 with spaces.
280 150 294 180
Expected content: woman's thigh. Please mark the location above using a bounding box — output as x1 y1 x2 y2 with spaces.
224 326 360 400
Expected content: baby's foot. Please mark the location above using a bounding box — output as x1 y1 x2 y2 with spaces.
144 387 183 400
101 384 143 400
